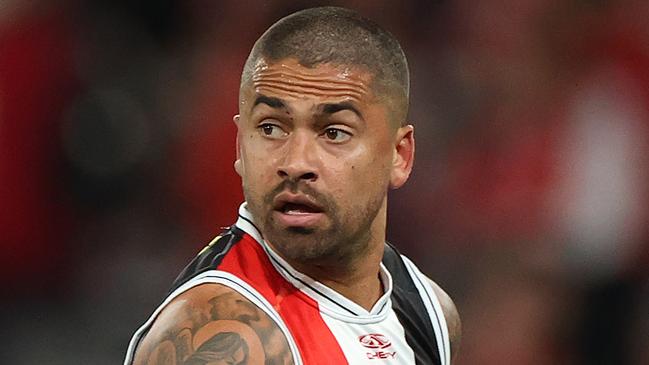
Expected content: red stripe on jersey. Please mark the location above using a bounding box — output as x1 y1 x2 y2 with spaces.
219 233 348 365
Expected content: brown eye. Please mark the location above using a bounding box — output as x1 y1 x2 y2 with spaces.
257 123 287 139
323 128 351 143
262 125 274 135
326 129 339 140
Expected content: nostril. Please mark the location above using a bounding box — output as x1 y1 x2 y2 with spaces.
277 169 317 181
301 172 317 181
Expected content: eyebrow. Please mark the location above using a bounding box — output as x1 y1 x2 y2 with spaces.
253 95 286 109
321 102 363 119
252 95 363 120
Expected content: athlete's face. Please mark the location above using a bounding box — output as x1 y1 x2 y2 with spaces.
234 57 414 265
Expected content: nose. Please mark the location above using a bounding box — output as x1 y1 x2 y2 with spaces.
277 132 318 183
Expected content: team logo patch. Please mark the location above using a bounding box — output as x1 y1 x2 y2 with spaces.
359 334 396 359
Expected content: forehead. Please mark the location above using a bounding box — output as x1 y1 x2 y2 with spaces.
242 58 375 106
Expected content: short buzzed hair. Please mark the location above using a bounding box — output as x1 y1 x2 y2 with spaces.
241 6 410 126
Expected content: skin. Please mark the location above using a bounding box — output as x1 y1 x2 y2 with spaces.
133 57 461 364
132 284 294 365
235 58 414 309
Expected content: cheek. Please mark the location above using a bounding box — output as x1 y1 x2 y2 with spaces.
329 145 391 196
241 138 277 186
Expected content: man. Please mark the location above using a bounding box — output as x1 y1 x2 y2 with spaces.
125 6 460 365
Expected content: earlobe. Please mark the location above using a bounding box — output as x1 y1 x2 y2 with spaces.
389 125 415 189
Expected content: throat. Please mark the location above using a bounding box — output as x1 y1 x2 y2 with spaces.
320 269 385 312
287 249 386 311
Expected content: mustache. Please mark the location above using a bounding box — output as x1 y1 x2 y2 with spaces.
263 179 335 211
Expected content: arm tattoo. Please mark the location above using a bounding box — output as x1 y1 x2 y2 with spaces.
135 287 294 365
185 332 248 364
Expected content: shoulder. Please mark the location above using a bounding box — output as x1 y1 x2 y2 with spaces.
426 277 462 363
132 283 295 365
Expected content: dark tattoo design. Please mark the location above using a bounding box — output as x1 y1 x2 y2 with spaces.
184 332 248 365
134 286 294 365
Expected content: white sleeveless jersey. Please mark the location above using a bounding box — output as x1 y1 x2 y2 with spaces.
124 204 450 365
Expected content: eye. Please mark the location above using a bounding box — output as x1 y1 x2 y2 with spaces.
257 122 287 139
322 127 352 143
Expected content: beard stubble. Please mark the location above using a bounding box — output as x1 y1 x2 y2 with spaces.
244 179 385 267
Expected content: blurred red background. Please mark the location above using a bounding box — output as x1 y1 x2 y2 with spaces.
1 1 648 364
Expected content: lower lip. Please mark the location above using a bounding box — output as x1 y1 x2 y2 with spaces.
273 210 325 228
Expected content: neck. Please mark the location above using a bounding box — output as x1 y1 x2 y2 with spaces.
275 201 388 311
291 239 385 311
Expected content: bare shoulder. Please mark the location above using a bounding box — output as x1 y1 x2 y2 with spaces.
426 277 462 363
132 283 294 365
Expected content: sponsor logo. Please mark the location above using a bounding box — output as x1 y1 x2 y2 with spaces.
359 334 391 349
359 334 396 360
366 351 397 360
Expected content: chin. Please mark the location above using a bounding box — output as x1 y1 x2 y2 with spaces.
266 227 339 262
286 226 316 235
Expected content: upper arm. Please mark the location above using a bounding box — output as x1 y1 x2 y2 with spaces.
427 278 462 363
132 283 294 365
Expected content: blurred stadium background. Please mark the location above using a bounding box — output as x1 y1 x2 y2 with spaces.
1 0 648 364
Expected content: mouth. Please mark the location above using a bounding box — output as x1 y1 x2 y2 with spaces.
273 193 323 213
272 193 325 227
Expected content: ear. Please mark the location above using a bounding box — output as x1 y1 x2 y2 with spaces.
233 115 243 176
389 124 415 189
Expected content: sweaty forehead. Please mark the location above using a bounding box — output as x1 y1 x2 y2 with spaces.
245 58 374 105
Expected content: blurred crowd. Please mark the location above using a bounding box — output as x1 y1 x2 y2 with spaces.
1 1 648 364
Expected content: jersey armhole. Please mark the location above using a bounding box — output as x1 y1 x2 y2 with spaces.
123 270 303 365
400 255 451 365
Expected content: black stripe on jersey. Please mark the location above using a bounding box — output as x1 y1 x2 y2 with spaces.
237 213 263 238
167 227 245 294
383 242 441 365
130 227 245 362
410 263 448 364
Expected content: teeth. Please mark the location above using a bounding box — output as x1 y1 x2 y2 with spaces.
282 203 317 214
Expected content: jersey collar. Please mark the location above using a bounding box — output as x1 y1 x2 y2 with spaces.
235 202 393 323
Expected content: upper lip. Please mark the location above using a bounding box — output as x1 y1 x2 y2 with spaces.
273 192 324 213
